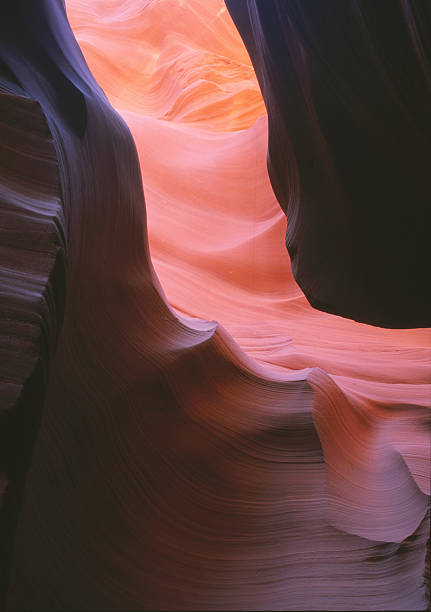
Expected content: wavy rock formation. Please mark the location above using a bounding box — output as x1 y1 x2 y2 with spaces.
0 0 430 610
226 0 431 328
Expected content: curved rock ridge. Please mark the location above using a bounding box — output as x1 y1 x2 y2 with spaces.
0 0 429 610
226 0 431 328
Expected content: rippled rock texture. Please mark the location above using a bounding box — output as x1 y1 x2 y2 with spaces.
0 0 430 610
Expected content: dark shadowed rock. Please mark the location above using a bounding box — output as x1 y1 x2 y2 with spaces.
226 0 431 328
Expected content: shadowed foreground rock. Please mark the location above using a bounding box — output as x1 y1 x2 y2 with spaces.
0 65 66 605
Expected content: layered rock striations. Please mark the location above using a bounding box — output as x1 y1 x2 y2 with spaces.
0 0 429 610
0 53 66 604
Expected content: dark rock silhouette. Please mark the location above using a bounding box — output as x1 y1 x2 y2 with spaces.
226 0 431 328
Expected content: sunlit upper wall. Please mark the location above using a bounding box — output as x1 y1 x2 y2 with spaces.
66 0 266 131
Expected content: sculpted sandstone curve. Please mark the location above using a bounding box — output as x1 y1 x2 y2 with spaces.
0 1 429 610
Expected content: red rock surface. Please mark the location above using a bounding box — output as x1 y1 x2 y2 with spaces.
0 1 429 609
